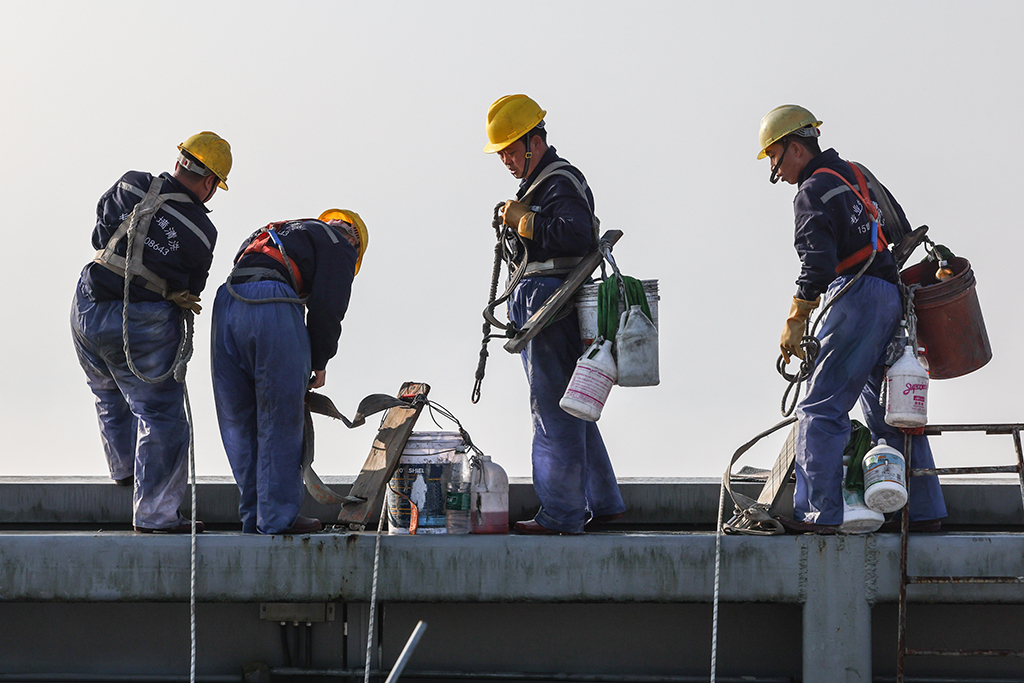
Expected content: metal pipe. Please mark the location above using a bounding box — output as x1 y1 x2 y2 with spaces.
384 620 427 683
272 670 793 682
0 676 239 682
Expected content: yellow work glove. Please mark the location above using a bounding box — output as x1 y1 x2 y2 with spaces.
502 200 536 240
169 290 202 315
780 296 820 363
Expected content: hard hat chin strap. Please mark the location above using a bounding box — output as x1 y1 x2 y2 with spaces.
769 141 789 185
521 132 534 180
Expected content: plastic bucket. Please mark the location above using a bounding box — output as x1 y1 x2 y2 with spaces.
577 279 660 346
900 257 991 379
386 432 464 535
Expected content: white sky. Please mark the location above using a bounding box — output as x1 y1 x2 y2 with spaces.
2 1 1022 480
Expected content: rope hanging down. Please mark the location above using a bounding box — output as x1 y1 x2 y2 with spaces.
118 187 200 683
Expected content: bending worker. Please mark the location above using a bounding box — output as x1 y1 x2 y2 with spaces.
484 94 625 535
211 210 367 535
758 105 946 533
71 131 231 533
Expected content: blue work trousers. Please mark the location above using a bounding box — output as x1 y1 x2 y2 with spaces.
510 277 625 533
795 275 947 524
70 288 189 529
211 282 310 534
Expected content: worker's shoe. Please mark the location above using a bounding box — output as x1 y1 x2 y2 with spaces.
585 512 624 528
114 475 134 487
279 515 322 535
774 516 839 535
878 518 943 533
514 519 582 536
135 519 204 534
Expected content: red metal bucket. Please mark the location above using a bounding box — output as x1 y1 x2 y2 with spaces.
899 257 992 379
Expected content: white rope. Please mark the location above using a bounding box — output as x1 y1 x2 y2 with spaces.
365 496 388 683
186 384 197 683
710 478 726 683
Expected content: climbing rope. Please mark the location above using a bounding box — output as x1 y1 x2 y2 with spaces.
119 191 200 683
365 495 387 683
710 476 726 683
777 245 878 417
472 202 528 403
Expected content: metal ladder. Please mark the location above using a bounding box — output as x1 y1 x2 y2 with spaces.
896 423 1024 682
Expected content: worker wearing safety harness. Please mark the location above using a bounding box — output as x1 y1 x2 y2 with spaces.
485 94 624 535
71 131 230 533
759 105 946 533
211 210 367 535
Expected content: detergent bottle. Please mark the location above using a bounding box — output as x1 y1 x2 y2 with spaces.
470 455 509 534
560 337 617 421
862 439 908 514
615 305 660 387
885 345 929 428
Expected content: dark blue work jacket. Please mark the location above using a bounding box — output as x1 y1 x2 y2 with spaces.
793 148 905 301
516 147 597 264
232 219 357 371
80 171 217 303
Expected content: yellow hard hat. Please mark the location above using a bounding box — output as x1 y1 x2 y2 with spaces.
177 131 232 190
319 209 368 276
483 94 547 154
757 105 822 159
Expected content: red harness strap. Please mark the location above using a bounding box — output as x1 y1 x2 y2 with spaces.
812 163 888 274
240 222 305 293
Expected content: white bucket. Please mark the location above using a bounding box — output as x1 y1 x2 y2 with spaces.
840 463 884 534
386 431 465 535
862 439 908 514
577 279 660 347
559 338 616 421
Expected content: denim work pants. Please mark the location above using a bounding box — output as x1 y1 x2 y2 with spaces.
71 288 189 529
211 281 310 534
795 275 947 524
510 277 625 533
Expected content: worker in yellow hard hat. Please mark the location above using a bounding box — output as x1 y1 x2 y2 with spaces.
484 94 625 535
70 131 232 533
210 208 367 535
757 105 946 534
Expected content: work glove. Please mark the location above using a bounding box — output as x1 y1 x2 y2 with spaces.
502 200 536 240
780 296 820 363
169 290 202 315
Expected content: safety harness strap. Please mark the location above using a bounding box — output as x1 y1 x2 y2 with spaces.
94 177 172 298
115 180 212 250
813 163 888 274
239 226 305 294
520 161 601 248
522 256 584 277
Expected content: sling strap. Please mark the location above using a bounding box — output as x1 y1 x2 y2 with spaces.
93 177 204 298
812 162 888 274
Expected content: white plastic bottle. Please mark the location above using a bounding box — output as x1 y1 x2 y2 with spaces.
470 455 509 534
885 345 929 428
560 337 617 421
615 305 660 387
862 439 908 513
840 456 884 534
444 450 471 534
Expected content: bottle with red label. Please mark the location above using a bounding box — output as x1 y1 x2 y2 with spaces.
884 345 929 428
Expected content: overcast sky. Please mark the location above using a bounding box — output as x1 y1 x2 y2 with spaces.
3 1 1021 482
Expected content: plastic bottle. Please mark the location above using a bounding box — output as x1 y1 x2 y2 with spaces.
559 337 617 421
862 439 908 513
885 345 929 428
615 305 660 387
470 455 509 534
840 456 884 534
916 346 929 374
444 449 471 534
935 259 954 281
